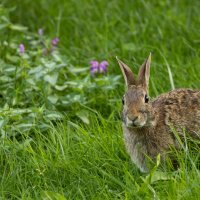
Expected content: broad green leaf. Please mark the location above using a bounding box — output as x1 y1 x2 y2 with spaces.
14 123 34 132
9 24 28 31
48 95 59 104
4 66 16 73
54 85 68 91
45 112 63 120
29 66 43 74
76 110 90 124
44 73 58 85
6 54 19 63
69 67 89 73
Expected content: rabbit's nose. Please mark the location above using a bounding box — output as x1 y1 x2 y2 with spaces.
127 116 138 124
131 116 138 123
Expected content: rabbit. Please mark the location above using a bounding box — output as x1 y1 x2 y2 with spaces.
116 53 200 173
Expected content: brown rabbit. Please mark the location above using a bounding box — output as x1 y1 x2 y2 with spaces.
117 53 200 173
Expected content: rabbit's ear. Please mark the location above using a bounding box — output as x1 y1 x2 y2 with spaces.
138 53 151 89
116 57 136 87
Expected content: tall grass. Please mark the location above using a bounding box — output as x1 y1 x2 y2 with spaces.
0 114 200 199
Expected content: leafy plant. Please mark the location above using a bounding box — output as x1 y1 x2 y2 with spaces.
0 4 121 137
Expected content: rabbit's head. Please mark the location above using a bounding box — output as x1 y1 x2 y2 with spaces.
117 54 153 128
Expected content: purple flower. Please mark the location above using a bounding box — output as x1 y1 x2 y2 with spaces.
51 37 59 46
99 60 108 73
90 60 99 75
19 44 25 54
38 28 43 36
90 60 109 75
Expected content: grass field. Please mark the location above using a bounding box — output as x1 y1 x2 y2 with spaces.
0 0 200 199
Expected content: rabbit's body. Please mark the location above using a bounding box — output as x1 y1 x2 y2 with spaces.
117 54 200 172
123 88 200 172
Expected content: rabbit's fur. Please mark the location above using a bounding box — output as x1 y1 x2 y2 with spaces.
117 54 200 172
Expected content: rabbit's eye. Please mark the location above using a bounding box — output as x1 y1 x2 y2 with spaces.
144 95 149 103
122 96 125 105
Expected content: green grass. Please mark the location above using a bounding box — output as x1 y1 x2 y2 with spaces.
0 0 200 199
0 115 200 199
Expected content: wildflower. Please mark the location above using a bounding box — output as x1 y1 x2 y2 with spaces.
19 44 25 54
99 60 108 73
90 60 99 75
90 60 109 75
51 37 59 46
38 28 43 36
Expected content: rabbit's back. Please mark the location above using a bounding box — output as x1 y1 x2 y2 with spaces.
152 88 200 138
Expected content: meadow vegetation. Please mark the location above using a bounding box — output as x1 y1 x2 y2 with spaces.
0 0 200 199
